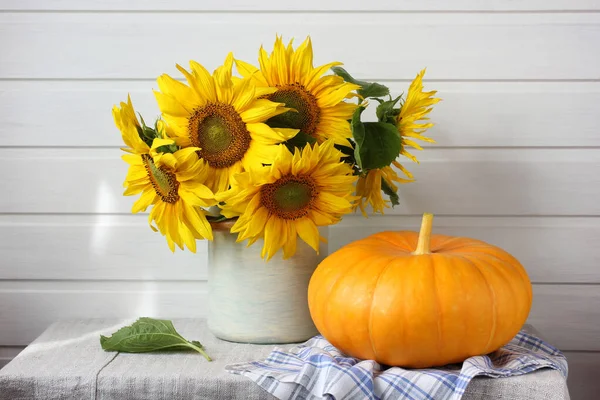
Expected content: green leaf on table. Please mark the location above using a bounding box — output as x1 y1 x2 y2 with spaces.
331 66 390 99
357 122 402 170
100 317 212 361
380 177 400 207
284 131 317 152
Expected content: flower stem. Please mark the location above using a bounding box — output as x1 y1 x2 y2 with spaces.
413 213 434 255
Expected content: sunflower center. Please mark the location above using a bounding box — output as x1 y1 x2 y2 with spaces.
261 175 317 220
266 83 321 136
189 103 251 168
141 154 180 204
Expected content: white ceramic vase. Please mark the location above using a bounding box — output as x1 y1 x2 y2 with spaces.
207 220 326 344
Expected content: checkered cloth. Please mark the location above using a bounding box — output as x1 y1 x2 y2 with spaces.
226 330 568 400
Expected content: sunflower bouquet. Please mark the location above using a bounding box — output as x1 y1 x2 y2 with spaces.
113 36 439 260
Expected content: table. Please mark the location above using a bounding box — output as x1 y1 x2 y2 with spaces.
0 319 570 400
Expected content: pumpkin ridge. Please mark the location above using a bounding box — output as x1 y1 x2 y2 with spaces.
460 254 498 353
463 248 531 302
467 252 530 335
463 246 529 282
435 236 477 252
482 248 532 305
345 238 414 256
367 255 401 362
369 232 416 253
428 256 444 357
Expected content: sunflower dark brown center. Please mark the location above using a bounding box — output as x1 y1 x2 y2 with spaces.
265 83 321 136
141 154 180 204
188 103 251 168
260 175 318 220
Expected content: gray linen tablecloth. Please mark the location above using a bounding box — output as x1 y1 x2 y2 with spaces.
0 319 569 400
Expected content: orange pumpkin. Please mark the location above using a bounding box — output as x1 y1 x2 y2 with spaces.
308 213 532 368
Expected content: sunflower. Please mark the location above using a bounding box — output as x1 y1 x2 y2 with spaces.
112 95 176 161
122 147 216 253
355 69 439 215
219 141 356 260
396 69 440 164
154 54 298 193
112 95 150 155
235 36 360 146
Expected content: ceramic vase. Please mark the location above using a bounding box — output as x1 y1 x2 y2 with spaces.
207 220 326 344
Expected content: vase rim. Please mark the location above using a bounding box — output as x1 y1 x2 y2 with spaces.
209 218 238 231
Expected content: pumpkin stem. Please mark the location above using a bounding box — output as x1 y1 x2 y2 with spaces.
413 213 434 255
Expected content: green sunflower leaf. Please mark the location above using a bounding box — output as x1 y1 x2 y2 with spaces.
380 177 400 207
283 131 317 152
155 144 178 154
358 122 402 170
351 106 366 170
376 94 403 125
331 66 390 99
100 317 212 361
136 113 158 147
335 142 360 174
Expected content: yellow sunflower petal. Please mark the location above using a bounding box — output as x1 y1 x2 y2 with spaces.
262 215 285 260
397 69 440 150
403 139 424 151
309 209 338 226
316 191 353 214
189 60 217 102
175 64 207 106
272 36 290 86
156 74 198 113
401 149 420 163
246 123 298 144
239 204 269 240
112 96 148 155
213 53 235 104
154 91 188 118
179 222 197 253
393 160 414 179
231 77 257 112
303 61 343 90
131 189 157 213
316 82 361 108
234 58 270 87
295 217 320 253
282 222 297 259
123 185 144 196
319 100 357 118
234 58 259 77
310 75 344 97
150 138 175 150
258 45 274 85
182 202 213 240
290 36 313 82
240 99 288 123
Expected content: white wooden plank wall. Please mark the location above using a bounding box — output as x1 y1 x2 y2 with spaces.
0 1 599 398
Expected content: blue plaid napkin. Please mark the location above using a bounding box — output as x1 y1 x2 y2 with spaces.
226 330 568 400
